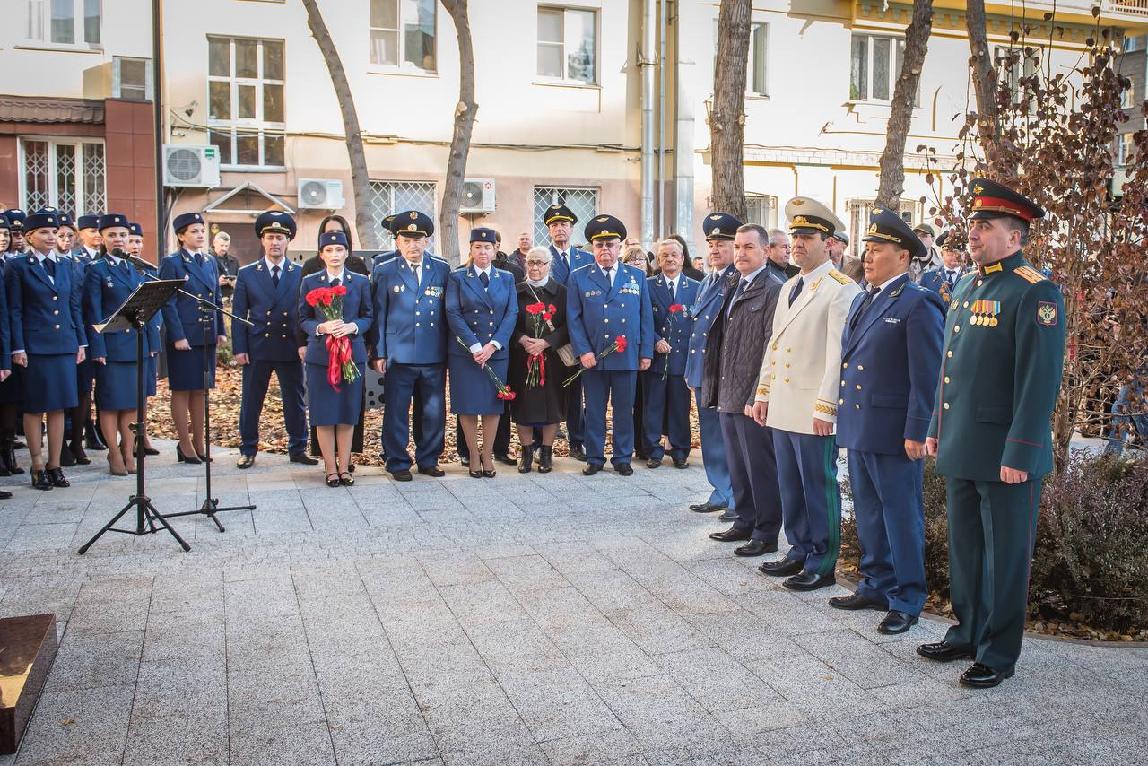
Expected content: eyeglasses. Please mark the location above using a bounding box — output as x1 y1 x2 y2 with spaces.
526 259 549 266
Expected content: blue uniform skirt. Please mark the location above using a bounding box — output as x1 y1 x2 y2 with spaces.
23 354 79 412
94 361 139 411
306 362 363 427
145 355 158 397
448 355 509 415
166 344 216 391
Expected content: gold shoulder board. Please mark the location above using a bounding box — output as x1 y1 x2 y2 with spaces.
1013 265 1046 284
828 270 851 285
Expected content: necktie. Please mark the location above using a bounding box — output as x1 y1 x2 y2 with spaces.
850 287 880 330
479 270 490 288
43 258 56 278
946 270 957 286
331 276 340 287
603 266 613 285
788 277 804 307
411 261 422 285
669 278 676 301
561 251 569 268
194 252 204 267
271 265 280 287
727 278 748 318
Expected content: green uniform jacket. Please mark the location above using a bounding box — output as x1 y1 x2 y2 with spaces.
928 251 1066 481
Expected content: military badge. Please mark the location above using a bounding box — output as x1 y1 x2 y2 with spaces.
1037 301 1057 327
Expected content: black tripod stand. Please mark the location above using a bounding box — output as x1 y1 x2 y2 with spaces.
80 279 189 553
158 269 256 532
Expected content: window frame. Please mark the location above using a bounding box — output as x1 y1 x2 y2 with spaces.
849 32 913 106
113 56 153 101
368 0 439 74
744 193 778 229
847 198 918 258
1116 131 1137 166
747 23 768 97
535 5 600 87
24 0 101 50
206 35 287 171
532 185 599 245
17 136 107 219
368 180 438 249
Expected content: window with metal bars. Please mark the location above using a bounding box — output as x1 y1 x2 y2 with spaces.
533 186 598 246
368 180 437 249
20 138 106 220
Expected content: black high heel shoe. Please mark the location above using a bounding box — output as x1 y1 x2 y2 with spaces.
339 471 354 487
326 473 340 488
468 468 483 479
176 445 201 464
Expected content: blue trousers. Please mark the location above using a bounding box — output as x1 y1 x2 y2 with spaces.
773 429 841 576
849 449 926 615
720 412 781 542
239 359 307 456
582 369 636 466
643 372 692 460
1104 381 1147 456
383 363 446 471
565 374 585 447
694 389 734 509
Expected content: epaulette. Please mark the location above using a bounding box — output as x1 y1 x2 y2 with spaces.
828 269 851 285
1013 265 1046 284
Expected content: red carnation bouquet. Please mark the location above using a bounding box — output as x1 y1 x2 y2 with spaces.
661 303 685 380
563 334 627 387
456 337 516 400
523 301 558 388
306 285 361 391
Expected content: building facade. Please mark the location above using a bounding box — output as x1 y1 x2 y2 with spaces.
3 1 1146 264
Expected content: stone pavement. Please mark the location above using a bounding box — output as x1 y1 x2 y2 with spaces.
0 443 1145 766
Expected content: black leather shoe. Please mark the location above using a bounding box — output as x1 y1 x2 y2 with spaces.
418 465 446 477
829 593 888 611
71 445 91 465
709 526 752 542
517 447 534 474
689 501 726 513
570 444 588 462
142 445 160 456
735 540 777 557
390 469 413 482
959 663 1014 689
495 453 517 466
672 457 689 469
916 642 974 663
878 610 919 634
537 446 553 473
615 463 634 476
290 452 319 466
0 490 11 499
237 455 256 470
718 510 738 522
460 455 470 467
59 448 76 467
759 558 804 577
783 571 836 591
46 467 69 488
646 457 662 469
30 470 52 491
583 463 603 476
481 469 496 478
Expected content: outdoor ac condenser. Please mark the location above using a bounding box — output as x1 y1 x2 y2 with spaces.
162 145 222 188
298 178 346 210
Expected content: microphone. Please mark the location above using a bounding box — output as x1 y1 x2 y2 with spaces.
115 250 154 273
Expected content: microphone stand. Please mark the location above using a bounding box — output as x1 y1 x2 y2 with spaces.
126 254 257 532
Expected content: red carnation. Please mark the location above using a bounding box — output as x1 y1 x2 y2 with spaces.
615 335 628 352
332 284 348 297
668 303 684 313
525 301 545 315
548 304 557 314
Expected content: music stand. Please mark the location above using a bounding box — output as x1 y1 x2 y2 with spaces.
79 279 191 554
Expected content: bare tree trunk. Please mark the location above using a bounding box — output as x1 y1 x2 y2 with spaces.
439 0 478 265
876 0 933 209
709 0 751 219
301 0 378 250
966 0 1001 164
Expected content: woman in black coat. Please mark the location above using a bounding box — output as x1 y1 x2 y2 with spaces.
507 246 570 474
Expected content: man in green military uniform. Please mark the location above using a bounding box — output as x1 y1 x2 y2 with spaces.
919 179 1066 688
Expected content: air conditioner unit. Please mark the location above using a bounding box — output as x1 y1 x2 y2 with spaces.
460 178 496 214
298 178 345 210
163 145 221 188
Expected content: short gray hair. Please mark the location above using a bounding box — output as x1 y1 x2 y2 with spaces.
656 238 684 256
526 245 552 263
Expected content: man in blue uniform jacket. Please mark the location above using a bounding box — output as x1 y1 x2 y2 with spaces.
566 214 654 475
683 212 741 517
233 212 315 469
833 208 945 635
372 211 451 481
543 203 593 460
643 239 699 468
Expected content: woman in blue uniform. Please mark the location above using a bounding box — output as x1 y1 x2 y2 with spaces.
126 222 161 457
61 212 97 468
0 218 12 498
5 210 87 490
84 214 149 475
299 231 372 487
159 212 225 464
446 228 518 478
0 215 24 479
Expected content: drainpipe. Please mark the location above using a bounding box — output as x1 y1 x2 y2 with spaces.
657 0 667 240
640 0 656 250
672 2 694 250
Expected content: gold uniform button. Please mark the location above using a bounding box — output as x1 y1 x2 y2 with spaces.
953 326 961 333
947 351 953 358
963 301 970 308
784 377 790 383
944 376 951 384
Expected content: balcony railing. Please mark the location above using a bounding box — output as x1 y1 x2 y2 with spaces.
1106 0 1148 17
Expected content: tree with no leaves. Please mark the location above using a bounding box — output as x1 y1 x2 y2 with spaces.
875 1 934 210
710 0 751 219
300 0 379 250
438 0 478 265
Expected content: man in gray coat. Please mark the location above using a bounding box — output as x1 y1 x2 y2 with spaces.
701 224 785 556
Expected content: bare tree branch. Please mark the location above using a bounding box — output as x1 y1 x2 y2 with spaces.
439 0 478 265
876 0 934 209
710 0 751 219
